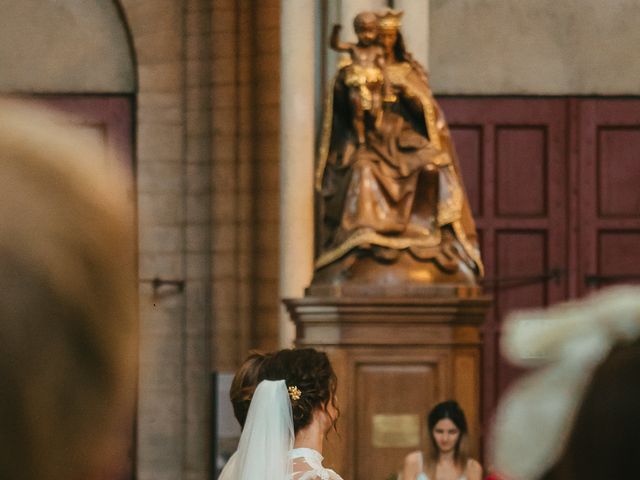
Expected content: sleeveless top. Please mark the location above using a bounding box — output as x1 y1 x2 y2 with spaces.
289 447 343 480
413 451 468 480
417 473 467 480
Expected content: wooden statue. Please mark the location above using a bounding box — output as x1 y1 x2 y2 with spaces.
312 9 483 294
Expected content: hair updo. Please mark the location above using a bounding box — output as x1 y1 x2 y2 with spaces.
229 351 271 428
261 348 338 433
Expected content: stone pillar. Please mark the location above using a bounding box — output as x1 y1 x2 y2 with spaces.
395 0 429 68
279 0 316 346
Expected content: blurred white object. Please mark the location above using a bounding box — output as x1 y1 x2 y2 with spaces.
491 286 640 480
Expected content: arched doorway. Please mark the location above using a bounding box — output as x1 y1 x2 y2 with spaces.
0 0 136 172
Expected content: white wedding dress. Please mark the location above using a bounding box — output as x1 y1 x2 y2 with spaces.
218 380 343 480
289 447 343 480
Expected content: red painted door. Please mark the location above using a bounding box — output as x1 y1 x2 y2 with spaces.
439 98 570 445
577 99 640 295
439 96 640 456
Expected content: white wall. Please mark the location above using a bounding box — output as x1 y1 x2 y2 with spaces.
429 0 640 95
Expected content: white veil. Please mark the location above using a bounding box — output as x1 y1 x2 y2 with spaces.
219 380 294 480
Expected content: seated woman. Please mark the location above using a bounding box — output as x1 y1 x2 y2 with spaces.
402 401 482 480
220 348 343 480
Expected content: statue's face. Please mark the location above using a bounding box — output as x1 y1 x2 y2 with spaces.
355 20 377 45
378 28 398 51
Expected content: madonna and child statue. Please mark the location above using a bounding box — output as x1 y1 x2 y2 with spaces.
288 12 489 476
309 9 484 296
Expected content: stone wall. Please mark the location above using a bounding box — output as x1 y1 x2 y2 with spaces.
121 2 194 479
121 0 281 478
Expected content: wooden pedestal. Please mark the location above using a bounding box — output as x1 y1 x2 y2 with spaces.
284 296 490 480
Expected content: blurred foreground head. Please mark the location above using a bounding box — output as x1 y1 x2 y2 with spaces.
0 101 137 480
491 286 640 480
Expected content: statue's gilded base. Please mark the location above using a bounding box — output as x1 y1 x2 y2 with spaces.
309 248 481 298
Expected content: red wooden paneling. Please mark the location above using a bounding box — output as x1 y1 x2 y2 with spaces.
441 96 640 460
598 128 640 217
578 99 640 294
495 126 547 217
452 126 483 216
355 363 439 480
494 230 547 393
440 98 569 448
599 231 640 276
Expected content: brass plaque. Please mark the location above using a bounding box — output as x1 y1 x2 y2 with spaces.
372 414 421 448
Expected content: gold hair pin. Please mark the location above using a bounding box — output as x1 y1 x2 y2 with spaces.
288 385 302 401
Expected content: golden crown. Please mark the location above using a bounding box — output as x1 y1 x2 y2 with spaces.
376 9 403 30
288 385 302 401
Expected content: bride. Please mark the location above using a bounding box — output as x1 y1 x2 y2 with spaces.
220 348 343 480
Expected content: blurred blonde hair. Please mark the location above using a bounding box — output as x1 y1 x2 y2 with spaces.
0 100 137 480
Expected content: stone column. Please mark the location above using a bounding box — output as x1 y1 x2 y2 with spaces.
395 0 429 68
279 0 316 346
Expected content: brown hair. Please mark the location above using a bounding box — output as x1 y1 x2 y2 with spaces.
541 337 640 480
260 348 338 433
230 351 272 428
426 400 470 470
0 101 137 480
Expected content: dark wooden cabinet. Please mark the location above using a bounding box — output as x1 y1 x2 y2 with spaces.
286 297 490 480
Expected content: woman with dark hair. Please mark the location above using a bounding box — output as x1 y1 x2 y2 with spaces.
220 348 342 480
229 351 272 428
402 401 482 480
491 286 640 480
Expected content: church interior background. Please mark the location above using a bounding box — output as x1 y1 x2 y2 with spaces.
1 1 639 479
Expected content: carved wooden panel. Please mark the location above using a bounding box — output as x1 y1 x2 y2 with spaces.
442 97 640 461
495 126 547 217
355 362 440 480
598 128 640 217
495 231 548 313
578 99 640 294
452 126 483 216
494 230 547 393
598 232 640 276
441 97 569 447
451 348 481 456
